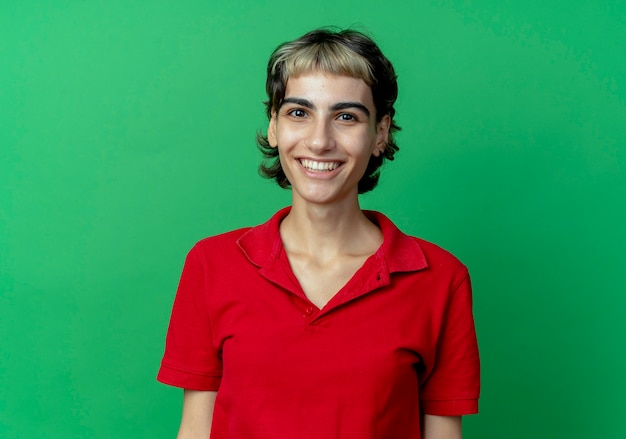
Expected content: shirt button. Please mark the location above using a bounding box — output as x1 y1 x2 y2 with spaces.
304 307 314 315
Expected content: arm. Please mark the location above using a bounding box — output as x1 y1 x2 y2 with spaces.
420 273 479 435
177 390 217 439
423 414 462 439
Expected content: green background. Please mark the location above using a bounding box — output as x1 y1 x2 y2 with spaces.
1 1 625 437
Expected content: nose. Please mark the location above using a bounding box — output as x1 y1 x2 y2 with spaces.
304 118 334 153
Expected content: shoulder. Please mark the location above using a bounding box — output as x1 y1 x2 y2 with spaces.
369 210 469 285
193 227 252 253
186 208 289 267
178 228 253 274
413 236 467 271
412 236 469 287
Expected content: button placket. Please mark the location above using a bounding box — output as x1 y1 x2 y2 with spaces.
302 304 325 327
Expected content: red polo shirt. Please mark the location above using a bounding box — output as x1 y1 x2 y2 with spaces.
158 208 480 438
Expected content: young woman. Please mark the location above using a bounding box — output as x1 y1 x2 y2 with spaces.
158 28 480 439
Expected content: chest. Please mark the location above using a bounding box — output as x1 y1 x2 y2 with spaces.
208 272 441 438
208 263 448 379
205 256 455 437
287 253 373 309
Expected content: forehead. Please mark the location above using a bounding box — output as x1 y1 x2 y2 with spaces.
284 71 375 107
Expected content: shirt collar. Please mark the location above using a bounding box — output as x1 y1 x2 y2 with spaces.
237 207 428 274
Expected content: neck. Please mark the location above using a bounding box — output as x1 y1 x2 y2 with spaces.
280 197 382 260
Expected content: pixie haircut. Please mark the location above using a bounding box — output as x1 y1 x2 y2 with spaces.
257 28 400 194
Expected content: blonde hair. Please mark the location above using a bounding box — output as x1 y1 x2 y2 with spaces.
270 38 374 87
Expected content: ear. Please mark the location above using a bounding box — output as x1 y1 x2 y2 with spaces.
373 114 391 157
267 112 278 148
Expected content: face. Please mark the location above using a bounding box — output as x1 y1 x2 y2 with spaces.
267 71 390 207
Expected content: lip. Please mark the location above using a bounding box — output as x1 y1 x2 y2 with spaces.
297 158 344 177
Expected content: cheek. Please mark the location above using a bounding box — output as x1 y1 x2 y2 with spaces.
345 132 378 156
277 149 297 182
276 128 303 148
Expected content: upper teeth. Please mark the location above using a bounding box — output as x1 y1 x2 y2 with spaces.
300 159 340 172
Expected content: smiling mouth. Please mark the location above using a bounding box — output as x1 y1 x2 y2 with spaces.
299 159 342 172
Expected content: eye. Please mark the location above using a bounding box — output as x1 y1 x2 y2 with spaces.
287 108 307 118
337 113 357 122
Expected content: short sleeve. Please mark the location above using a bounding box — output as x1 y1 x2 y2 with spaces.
420 273 480 415
157 245 223 390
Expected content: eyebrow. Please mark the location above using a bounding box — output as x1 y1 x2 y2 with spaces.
280 97 371 117
332 102 371 117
